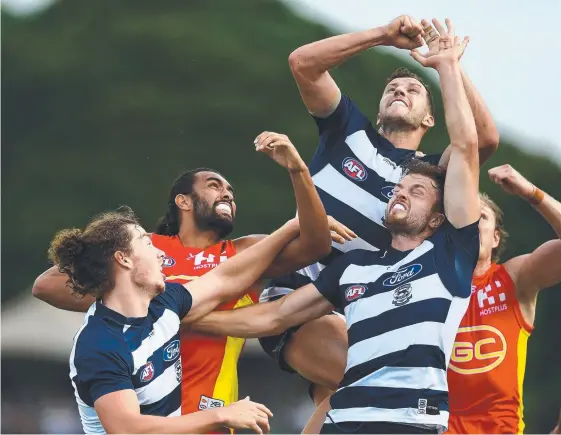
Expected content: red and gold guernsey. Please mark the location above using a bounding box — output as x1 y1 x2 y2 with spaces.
151 234 258 433
447 262 533 434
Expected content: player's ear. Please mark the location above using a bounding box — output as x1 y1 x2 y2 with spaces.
175 194 192 212
422 113 435 128
114 251 133 269
429 212 445 230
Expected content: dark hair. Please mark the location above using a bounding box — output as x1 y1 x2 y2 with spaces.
155 168 221 236
48 206 140 299
403 159 447 213
387 67 434 116
480 193 508 262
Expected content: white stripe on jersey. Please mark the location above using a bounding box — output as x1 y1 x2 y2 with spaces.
136 360 180 405
442 296 471 363
345 130 405 182
346 321 444 371
169 406 182 417
312 164 387 227
325 406 449 427
332 236 378 253
132 309 180 374
343 273 452 329
339 240 434 286
341 366 448 392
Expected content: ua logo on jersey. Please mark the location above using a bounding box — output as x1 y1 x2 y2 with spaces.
140 361 155 383
383 264 423 287
342 157 367 181
345 284 367 302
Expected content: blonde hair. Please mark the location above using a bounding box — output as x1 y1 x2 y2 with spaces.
480 193 508 262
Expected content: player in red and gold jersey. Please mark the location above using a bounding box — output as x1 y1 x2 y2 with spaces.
446 164 561 434
32 131 354 433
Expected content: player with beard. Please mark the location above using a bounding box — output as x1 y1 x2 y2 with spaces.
32 132 352 430
192 36 482 433
196 16 499 409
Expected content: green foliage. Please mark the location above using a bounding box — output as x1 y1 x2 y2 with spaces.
2 0 560 432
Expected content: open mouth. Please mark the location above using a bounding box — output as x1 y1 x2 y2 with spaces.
389 99 409 109
390 202 407 213
215 202 232 217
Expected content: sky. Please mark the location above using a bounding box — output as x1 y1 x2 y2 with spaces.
3 0 561 165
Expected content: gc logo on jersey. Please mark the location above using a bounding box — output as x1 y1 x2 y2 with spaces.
345 284 367 302
449 325 507 375
140 361 155 383
163 340 180 362
162 256 175 267
392 283 412 306
342 157 367 181
383 264 422 287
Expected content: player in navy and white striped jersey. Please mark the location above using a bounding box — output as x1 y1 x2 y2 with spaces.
195 31 481 434
256 15 499 407
51 206 308 434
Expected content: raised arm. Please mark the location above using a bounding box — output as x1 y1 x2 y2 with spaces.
415 19 499 167
489 165 561 298
236 132 355 277
288 15 424 116
32 266 93 312
412 27 479 228
184 220 302 322
189 283 333 338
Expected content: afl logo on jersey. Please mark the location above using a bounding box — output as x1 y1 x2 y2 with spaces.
383 264 422 287
381 185 394 201
345 284 367 302
392 283 413 306
140 361 155 383
342 157 367 181
162 256 175 267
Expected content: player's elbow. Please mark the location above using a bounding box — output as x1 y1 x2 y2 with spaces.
32 276 49 301
288 47 316 79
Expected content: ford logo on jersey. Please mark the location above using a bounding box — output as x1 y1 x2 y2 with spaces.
381 185 394 200
140 361 155 383
163 256 175 267
163 340 180 362
345 284 367 302
342 157 367 181
383 264 423 287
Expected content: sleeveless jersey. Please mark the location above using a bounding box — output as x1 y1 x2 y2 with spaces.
151 234 258 432
447 262 533 434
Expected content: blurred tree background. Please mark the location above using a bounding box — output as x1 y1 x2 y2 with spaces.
2 0 560 433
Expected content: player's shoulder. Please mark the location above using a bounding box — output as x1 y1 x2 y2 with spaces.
73 315 130 363
150 232 175 247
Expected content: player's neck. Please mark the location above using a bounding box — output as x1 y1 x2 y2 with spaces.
380 126 423 151
103 279 151 319
474 257 493 277
390 233 426 251
177 222 221 249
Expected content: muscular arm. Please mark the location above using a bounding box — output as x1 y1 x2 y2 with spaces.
505 190 561 298
95 390 226 434
189 284 333 338
32 266 93 312
437 58 480 227
439 68 499 168
183 221 302 323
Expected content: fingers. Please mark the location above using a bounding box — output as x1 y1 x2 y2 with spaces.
256 415 271 434
421 19 439 45
330 223 357 241
254 132 289 150
401 15 424 38
445 18 454 36
250 423 263 434
330 231 345 245
409 49 427 66
432 18 447 35
256 402 273 418
459 36 470 54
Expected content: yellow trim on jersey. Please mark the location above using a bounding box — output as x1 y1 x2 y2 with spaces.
165 275 199 281
516 328 530 434
212 294 255 404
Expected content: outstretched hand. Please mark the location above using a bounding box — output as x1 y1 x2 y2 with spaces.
254 131 307 173
409 18 469 69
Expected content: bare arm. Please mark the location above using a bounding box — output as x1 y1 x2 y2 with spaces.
189 283 333 338
95 390 271 434
289 16 424 116
490 165 561 297
418 19 499 168
32 266 93 312
183 220 300 323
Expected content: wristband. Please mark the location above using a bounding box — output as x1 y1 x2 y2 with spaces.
528 185 545 205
